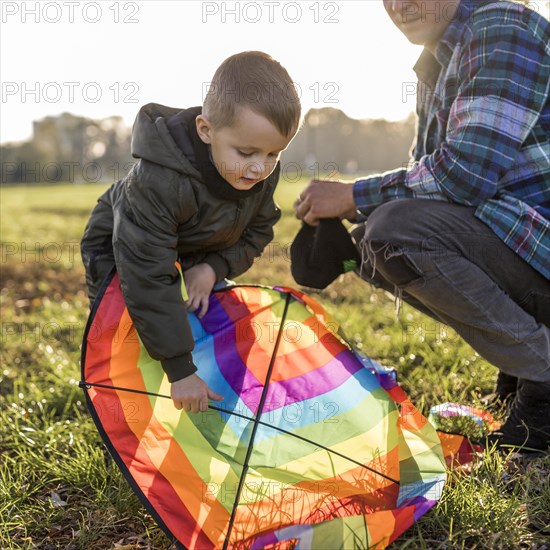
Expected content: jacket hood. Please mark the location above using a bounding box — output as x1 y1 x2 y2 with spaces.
131 103 202 179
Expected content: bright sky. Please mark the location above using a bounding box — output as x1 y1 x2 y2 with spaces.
1 0 548 144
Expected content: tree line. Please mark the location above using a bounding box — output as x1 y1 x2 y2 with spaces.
1 108 415 185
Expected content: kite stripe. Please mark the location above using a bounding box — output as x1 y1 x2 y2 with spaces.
222 293 291 550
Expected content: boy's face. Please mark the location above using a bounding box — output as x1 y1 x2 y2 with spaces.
383 0 458 52
196 107 294 191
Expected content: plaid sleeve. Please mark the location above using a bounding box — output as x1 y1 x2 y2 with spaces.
353 169 413 215
354 7 550 214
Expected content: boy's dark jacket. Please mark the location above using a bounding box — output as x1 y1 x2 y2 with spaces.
81 103 282 382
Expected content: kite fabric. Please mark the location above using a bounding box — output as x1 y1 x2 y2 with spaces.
81 270 470 549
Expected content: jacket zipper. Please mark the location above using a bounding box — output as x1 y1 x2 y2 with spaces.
230 200 243 239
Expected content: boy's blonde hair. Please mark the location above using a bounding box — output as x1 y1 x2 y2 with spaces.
203 51 301 138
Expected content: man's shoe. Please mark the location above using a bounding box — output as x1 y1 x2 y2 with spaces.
486 379 550 454
482 371 518 408
494 371 518 402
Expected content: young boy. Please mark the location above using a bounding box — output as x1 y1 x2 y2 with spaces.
81 51 301 413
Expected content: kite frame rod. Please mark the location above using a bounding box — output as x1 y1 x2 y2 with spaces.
78 384 401 486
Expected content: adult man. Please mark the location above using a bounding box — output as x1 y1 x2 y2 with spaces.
295 0 550 452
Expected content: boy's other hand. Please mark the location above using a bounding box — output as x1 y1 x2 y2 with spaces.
294 179 356 226
184 263 217 318
170 373 224 412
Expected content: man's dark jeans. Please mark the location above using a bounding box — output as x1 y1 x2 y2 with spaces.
352 199 550 383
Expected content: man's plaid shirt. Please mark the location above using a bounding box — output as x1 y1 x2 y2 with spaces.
353 0 550 279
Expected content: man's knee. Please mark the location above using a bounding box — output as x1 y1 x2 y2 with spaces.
362 200 425 244
352 201 434 287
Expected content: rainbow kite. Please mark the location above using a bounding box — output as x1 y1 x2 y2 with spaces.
81 271 468 549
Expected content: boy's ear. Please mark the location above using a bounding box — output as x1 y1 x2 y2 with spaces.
195 115 212 144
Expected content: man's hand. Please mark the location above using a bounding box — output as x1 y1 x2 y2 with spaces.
170 373 224 412
294 179 357 226
184 263 217 318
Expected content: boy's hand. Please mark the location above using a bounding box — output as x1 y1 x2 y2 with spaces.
184 263 217 318
170 373 224 412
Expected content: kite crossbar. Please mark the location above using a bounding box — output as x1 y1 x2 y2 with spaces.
78 383 401 487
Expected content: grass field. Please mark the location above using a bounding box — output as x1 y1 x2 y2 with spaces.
1 183 549 549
